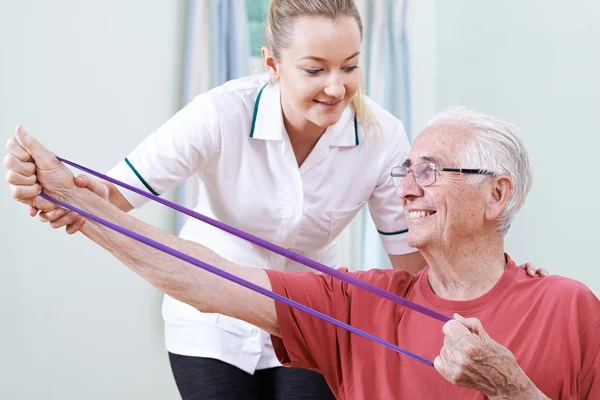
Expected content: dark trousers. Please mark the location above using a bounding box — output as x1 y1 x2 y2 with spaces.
168 353 336 400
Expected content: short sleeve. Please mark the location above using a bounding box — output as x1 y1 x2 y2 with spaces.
265 267 415 397
367 121 416 255
107 94 221 208
578 292 600 398
266 269 348 375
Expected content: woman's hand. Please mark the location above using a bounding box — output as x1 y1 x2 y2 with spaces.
518 262 549 277
31 174 110 234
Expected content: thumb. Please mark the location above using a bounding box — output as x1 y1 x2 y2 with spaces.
74 174 106 197
14 125 59 170
453 314 488 337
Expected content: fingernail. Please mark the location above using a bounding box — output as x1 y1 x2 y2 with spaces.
528 269 535 276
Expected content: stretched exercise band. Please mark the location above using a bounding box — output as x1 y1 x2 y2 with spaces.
40 156 454 366
56 156 450 324
40 191 434 366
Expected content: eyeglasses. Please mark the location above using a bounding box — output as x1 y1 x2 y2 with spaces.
390 162 495 188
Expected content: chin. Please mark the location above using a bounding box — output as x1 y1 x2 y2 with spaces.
406 232 428 250
314 113 343 128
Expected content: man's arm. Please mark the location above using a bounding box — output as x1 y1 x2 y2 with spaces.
6 126 279 337
72 186 280 336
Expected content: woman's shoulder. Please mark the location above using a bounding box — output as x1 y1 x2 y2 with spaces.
187 74 270 117
209 74 269 95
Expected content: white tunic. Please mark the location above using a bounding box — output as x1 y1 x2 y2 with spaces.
108 74 414 374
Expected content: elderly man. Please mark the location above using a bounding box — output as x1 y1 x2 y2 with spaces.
5 107 599 399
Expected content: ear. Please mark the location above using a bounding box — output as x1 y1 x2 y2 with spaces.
261 46 280 80
485 174 513 222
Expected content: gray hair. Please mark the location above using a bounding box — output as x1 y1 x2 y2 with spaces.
428 106 533 235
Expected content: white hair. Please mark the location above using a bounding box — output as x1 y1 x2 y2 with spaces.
427 106 533 235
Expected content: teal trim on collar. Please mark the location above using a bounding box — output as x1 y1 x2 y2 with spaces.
124 157 160 196
354 114 359 145
377 228 408 236
250 83 268 138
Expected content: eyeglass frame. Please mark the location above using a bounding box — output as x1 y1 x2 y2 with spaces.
390 162 496 188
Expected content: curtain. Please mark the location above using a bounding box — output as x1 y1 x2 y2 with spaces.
176 0 251 232
341 0 414 270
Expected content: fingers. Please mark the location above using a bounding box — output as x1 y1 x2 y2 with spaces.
65 217 86 235
523 262 537 277
14 125 59 170
4 153 36 176
31 196 61 213
433 355 446 375
10 182 41 201
520 262 549 277
39 207 67 223
74 174 109 199
29 206 38 217
75 174 98 191
37 206 86 234
453 314 486 337
442 319 471 339
5 169 37 186
74 174 88 187
6 135 32 162
49 211 81 230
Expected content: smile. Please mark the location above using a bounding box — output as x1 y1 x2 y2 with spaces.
408 210 436 219
314 99 341 107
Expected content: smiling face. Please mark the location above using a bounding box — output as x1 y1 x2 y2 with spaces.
396 123 497 251
263 15 362 132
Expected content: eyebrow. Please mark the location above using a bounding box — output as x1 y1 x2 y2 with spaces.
298 51 360 62
402 156 445 168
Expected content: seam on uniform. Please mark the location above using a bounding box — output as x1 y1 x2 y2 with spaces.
377 228 409 236
124 157 160 196
250 83 268 138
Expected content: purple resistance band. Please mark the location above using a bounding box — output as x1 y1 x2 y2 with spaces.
56 156 450 324
38 191 433 366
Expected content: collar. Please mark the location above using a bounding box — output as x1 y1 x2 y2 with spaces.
249 80 360 146
418 253 519 314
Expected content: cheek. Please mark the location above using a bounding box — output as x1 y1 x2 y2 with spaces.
344 76 360 99
292 78 322 105
445 191 486 228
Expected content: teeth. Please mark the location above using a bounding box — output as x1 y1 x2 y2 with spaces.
319 100 338 105
408 211 434 219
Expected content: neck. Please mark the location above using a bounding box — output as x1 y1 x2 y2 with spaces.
281 101 326 167
419 234 506 301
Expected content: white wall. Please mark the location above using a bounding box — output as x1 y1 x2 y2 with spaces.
0 1 185 398
431 0 600 294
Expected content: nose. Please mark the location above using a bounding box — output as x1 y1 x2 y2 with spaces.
396 171 424 201
323 74 345 99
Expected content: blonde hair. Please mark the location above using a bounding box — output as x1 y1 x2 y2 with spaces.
265 0 380 132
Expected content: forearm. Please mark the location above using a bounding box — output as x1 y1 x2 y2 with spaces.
65 186 279 335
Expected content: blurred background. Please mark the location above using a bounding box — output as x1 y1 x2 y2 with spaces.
1 0 598 398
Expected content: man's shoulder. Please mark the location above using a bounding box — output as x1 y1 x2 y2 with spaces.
348 268 417 296
532 273 596 298
522 273 600 331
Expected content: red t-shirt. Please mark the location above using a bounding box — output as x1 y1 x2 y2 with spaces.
266 255 600 399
